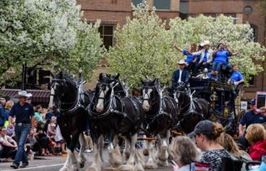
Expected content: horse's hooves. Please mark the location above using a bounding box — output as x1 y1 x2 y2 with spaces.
79 161 85 168
59 166 69 171
72 165 79 171
118 164 134 171
158 160 169 167
134 163 145 171
86 166 101 171
145 163 158 169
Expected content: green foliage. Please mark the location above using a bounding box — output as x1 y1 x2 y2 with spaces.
108 2 265 87
0 0 104 85
108 2 177 87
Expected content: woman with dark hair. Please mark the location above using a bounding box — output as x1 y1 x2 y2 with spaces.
190 120 231 171
212 43 237 74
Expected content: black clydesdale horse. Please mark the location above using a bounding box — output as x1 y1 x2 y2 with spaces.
87 73 143 171
172 83 210 134
51 72 92 171
141 79 179 168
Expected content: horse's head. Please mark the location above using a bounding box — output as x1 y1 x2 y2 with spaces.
51 71 77 108
141 78 161 112
94 73 119 113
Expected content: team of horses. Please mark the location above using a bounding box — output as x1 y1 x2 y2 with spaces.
51 71 232 171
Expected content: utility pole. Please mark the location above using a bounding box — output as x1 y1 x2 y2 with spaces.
22 62 27 90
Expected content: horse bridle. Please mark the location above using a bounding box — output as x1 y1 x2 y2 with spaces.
52 79 80 112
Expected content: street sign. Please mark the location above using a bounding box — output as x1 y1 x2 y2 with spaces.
240 101 248 111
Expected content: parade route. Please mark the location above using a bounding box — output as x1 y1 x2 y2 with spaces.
0 153 172 171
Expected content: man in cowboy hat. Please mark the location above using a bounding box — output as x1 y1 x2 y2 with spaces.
192 40 213 72
172 59 190 89
8 90 34 169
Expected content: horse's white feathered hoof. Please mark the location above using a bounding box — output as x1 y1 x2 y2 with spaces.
79 160 85 168
134 163 145 171
145 160 158 169
86 166 101 171
158 159 169 167
72 164 79 171
59 166 69 171
118 164 134 171
109 146 123 167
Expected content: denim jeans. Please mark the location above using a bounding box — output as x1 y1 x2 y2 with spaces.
14 123 31 165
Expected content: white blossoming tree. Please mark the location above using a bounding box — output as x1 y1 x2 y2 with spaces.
108 2 177 87
0 0 104 85
108 2 265 87
170 15 265 81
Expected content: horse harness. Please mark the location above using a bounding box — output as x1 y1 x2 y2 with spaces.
88 88 141 126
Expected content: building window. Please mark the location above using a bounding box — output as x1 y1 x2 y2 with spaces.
250 24 258 42
154 0 171 10
132 0 143 6
99 25 114 50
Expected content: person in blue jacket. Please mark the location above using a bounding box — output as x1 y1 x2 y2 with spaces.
228 65 244 85
212 43 238 73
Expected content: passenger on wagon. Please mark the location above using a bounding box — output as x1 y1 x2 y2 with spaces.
192 40 213 71
172 59 190 89
173 43 198 71
212 43 238 74
227 64 244 86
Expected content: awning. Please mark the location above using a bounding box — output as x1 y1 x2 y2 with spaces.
0 89 50 104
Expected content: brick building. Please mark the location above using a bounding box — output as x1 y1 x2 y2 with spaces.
77 0 266 98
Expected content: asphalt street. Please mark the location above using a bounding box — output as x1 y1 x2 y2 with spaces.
0 151 172 171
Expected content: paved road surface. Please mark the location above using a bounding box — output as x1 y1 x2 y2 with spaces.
0 152 172 171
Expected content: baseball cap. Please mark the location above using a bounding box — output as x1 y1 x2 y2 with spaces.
248 99 256 106
189 120 214 138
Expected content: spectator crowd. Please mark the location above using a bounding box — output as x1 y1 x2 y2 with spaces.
0 95 66 164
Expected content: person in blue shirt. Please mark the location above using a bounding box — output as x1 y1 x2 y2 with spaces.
228 64 244 86
238 99 266 150
8 91 34 169
173 43 198 70
212 43 238 73
0 100 8 127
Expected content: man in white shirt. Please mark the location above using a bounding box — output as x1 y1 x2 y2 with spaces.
192 40 213 71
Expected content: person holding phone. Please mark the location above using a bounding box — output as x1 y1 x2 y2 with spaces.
239 99 266 137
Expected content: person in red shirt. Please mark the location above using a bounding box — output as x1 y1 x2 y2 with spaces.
245 123 266 161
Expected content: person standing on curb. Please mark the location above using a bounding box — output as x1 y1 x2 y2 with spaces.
8 90 34 169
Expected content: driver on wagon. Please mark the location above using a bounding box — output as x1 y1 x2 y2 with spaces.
172 59 190 89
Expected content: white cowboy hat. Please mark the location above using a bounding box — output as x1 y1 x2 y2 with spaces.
178 59 186 65
18 90 28 97
200 40 211 46
26 93 32 98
